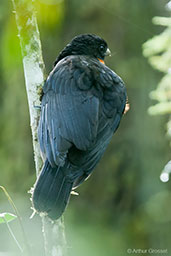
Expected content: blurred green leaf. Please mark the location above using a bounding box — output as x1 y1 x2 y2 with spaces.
149 73 171 101
35 0 64 29
143 30 170 58
152 16 171 26
148 102 171 115
143 16 171 117
0 212 17 224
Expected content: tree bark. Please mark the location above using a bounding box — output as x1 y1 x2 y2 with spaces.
11 0 67 255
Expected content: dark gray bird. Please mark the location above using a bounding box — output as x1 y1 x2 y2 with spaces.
32 34 127 220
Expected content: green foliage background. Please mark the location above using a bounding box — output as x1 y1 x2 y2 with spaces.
0 0 170 255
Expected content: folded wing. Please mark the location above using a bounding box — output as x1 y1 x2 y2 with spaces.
38 56 100 167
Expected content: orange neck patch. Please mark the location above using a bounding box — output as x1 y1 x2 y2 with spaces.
98 58 105 64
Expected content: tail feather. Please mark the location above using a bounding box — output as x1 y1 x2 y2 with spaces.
32 160 73 220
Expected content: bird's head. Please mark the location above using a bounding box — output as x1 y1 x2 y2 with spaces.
54 34 111 66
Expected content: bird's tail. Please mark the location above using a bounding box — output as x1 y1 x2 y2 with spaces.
32 159 73 220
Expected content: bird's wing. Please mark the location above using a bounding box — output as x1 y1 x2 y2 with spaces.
38 56 100 167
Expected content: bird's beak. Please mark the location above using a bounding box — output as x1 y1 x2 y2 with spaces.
105 48 111 56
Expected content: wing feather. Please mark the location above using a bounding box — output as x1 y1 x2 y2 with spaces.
38 57 100 166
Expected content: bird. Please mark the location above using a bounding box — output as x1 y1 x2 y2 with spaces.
32 34 127 220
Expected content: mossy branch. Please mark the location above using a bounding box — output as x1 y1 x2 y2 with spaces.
11 0 67 255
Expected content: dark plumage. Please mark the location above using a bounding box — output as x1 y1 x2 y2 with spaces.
32 34 127 220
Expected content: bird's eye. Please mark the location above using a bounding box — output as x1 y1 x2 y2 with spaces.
100 45 105 51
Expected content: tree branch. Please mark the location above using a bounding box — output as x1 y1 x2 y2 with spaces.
12 0 45 176
11 0 67 255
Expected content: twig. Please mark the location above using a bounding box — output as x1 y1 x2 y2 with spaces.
3 216 23 253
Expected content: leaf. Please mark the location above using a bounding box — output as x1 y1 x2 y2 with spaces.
0 212 17 224
148 102 171 115
152 16 171 26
